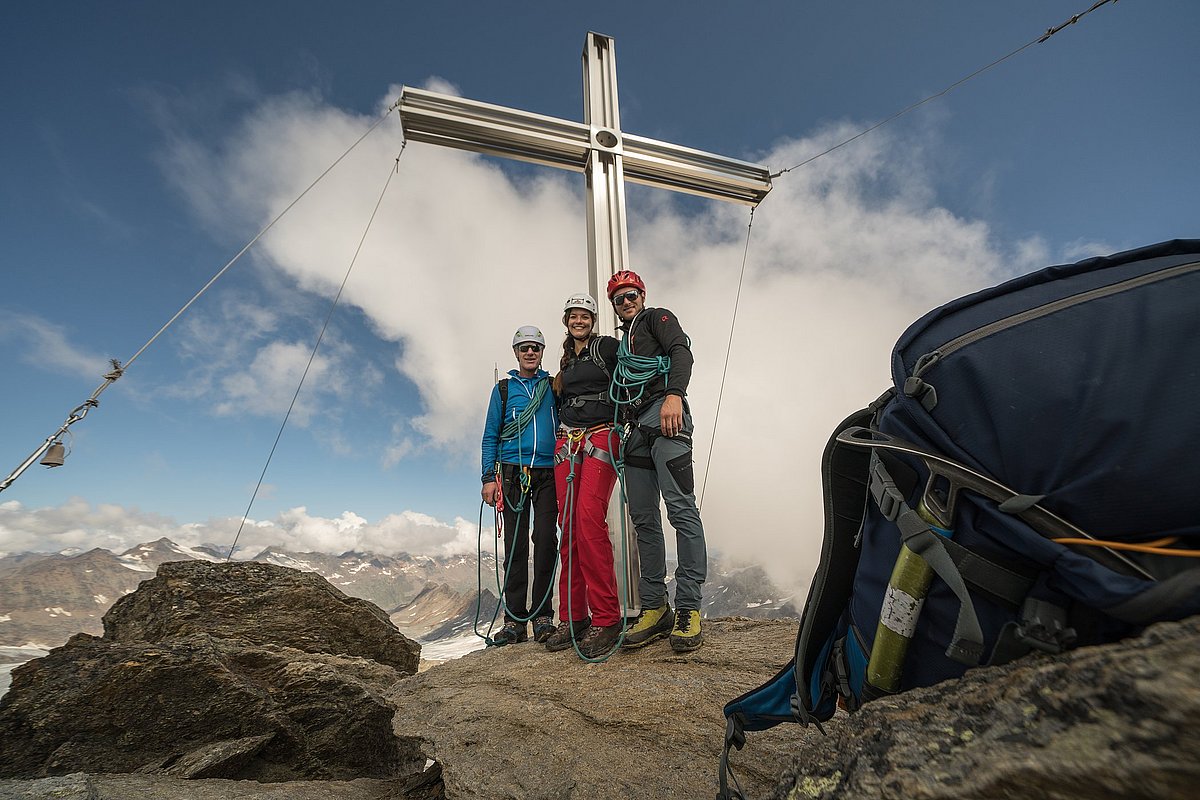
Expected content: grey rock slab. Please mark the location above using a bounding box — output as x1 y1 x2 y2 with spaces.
389 617 811 799
0 771 441 800
767 615 1200 800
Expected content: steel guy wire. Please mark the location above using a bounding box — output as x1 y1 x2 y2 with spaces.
770 0 1119 179
225 142 408 560
698 206 756 512
1 103 402 494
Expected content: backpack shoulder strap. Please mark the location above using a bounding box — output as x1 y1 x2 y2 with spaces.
587 336 612 382
498 378 510 429
719 404 877 798
794 405 876 708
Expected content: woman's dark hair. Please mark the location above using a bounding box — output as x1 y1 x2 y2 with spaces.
552 310 597 395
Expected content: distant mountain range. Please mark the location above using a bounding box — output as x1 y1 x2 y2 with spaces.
0 537 797 651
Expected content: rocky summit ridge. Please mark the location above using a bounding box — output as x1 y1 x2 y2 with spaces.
0 538 792 652
0 560 1196 799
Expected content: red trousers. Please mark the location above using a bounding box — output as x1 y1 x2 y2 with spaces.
554 430 621 628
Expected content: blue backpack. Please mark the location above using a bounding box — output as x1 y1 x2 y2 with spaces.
720 240 1200 799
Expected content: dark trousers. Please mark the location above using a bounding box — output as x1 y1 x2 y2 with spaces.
623 397 707 611
499 465 558 622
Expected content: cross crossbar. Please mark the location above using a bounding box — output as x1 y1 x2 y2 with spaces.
398 87 772 205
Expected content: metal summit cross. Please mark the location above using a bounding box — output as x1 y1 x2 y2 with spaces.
397 31 772 314
398 32 772 617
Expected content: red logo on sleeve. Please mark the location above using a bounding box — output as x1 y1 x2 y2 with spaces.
661 315 669 322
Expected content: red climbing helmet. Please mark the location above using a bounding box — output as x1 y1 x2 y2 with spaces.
606 270 645 298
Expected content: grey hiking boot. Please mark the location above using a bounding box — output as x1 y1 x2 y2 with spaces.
578 623 622 660
544 617 591 652
532 615 556 643
492 621 527 646
621 604 674 649
669 609 703 652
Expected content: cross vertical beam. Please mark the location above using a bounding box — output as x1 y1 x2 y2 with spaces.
581 33 629 313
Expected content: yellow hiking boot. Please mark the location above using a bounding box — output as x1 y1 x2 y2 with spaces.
669 609 703 652
622 605 674 649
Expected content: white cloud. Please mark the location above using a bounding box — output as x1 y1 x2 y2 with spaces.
0 497 182 556
153 88 1067 596
215 340 327 422
0 312 111 377
0 498 483 559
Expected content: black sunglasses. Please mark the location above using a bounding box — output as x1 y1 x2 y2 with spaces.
517 343 543 353
611 290 641 306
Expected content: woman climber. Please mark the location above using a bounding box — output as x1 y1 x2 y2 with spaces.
544 293 624 660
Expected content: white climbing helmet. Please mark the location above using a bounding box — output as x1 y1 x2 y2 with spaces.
563 293 598 315
512 325 546 348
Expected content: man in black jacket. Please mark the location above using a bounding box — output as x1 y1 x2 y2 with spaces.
609 270 707 652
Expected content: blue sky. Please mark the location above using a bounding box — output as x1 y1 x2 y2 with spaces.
1 2 1196 584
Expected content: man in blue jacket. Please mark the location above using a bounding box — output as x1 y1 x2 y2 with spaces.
481 326 560 645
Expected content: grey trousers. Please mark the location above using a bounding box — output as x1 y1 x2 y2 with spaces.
622 396 707 611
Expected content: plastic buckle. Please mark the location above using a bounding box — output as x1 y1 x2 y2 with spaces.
869 458 904 522
903 376 938 412
1015 598 1077 654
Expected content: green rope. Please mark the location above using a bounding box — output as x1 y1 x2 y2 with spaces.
495 376 549 514
499 376 549 440
474 497 561 641
610 333 670 407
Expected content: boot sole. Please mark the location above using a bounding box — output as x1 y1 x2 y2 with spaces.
545 630 590 652
621 628 671 650
491 636 528 647
669 633 704 652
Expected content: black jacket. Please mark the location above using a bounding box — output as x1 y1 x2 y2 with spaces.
619 307 694 403
558 335 620 428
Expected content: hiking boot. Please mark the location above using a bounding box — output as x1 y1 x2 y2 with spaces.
491 621 527 646
578 623 622 660
621 605 674 650
669 609 703 652
544 617 591 652
532 615 556 643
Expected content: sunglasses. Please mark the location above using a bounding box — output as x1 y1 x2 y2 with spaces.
611 290 641 306
517 343 543 353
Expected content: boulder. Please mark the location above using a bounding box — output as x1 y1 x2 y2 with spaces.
765 614 1200 799
0 561 423 782
103 560 418 674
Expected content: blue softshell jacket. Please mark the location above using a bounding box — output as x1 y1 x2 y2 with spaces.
480 369 558 482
